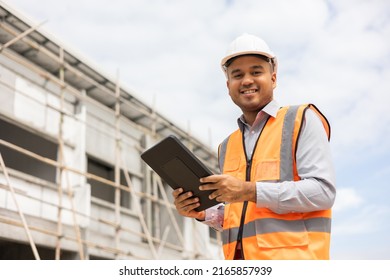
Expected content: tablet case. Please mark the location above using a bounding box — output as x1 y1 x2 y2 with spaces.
141 135 218 211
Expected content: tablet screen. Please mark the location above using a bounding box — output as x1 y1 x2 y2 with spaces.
141 135 218 211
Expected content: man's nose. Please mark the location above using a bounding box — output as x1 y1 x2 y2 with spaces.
242 74 254 86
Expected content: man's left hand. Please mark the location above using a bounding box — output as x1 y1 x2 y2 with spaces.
199 174 256 203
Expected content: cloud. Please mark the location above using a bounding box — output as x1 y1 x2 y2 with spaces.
332 188 364 213
332 203 390 236
273 0 390 167
332 188 390 238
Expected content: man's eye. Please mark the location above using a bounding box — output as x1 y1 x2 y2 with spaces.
233 74 243 79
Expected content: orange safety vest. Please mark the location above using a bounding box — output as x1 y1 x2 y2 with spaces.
218 104 332 260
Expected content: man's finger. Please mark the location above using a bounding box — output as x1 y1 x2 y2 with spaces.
172 188 184 198
174 191 194 205
199 183 219 191
200 175 219 184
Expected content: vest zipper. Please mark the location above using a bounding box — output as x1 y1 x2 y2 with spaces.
234 116 270 260
234 159 251 259
234 139 253 260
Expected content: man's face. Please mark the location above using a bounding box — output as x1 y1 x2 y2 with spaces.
226 55 276 119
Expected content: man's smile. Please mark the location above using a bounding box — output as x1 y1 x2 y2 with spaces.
240 88 258 95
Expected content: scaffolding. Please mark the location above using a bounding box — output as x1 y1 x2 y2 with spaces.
0 3 222 260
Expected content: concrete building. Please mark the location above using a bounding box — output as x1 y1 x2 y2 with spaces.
0 3 222 260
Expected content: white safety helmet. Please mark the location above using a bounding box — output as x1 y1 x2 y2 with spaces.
221 33 277 73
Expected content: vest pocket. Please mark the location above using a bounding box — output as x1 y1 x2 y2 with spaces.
254 160 280 181
223 156 241 175
254 216 309 248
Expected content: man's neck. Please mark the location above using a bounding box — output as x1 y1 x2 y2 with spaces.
242 112 260 126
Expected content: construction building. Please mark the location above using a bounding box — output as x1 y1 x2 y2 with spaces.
0 3 222 260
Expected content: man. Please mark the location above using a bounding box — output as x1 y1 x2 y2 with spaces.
173 33 336 260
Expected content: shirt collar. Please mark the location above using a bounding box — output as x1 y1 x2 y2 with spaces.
237 99 280 132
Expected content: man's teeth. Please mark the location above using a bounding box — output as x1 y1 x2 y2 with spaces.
242 89 257 94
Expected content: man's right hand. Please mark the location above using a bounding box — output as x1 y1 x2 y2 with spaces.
172 188 205 221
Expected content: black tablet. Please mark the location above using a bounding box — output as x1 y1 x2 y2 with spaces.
141 135 218 211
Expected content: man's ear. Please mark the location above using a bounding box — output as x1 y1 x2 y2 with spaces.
272 72 277 89
226 79 232 96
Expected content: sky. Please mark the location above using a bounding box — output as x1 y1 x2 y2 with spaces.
2 0 390 259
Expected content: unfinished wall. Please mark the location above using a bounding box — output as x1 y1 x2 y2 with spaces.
0 3 222 260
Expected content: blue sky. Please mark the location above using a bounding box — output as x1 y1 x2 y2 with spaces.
3 0 390 259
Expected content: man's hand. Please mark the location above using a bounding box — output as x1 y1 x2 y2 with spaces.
199 174 256 203
172 188 206 220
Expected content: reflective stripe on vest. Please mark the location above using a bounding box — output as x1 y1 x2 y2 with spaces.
219 104 332 260
223 217 331 246
280 105 299 181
